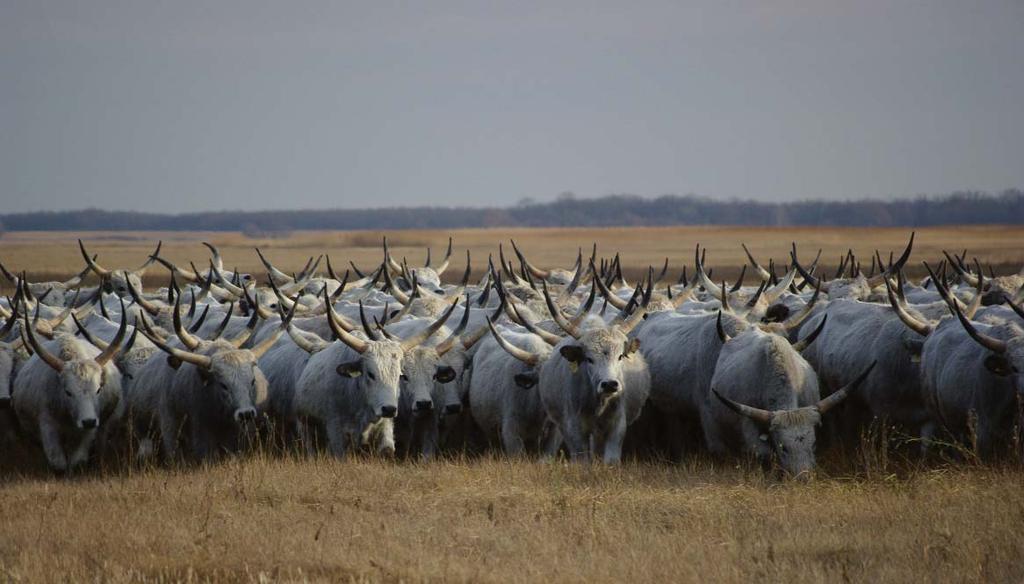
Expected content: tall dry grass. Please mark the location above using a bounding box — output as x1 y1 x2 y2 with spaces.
1 455 1022 583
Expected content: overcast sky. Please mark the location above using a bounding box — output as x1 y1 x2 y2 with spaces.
3 1 1022 213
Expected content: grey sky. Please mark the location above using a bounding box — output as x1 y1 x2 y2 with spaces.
3 1 1022 213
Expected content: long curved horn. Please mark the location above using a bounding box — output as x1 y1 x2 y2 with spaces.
763 266 797 303
817 361 876 414
22 312 64 372
150 255 199 283
434 297 471 355
567 274 598 329
713 389 772 425
255 248 294 284
187 304 210 334
434 237 454 276
512 303 563 347
62 256 99 289
125 277 160 316
171 293 202 350
286 324 326 354
358 301 380 341
511 240 551 280
791 314 827 352
208 303 236 341
139 327 212 369
324 289 369 354
131 241 163 277
730 266 747 292
865 232 915 287
884 277 933 337
399 298 458 351
382 237 404 274
741 243 772 281
952 301 1007 354
541 281 580 339
1006 295 1024 322
694 244 723 297
201 241 224 272
486 318 540 365
94 300 129 366
227 306 261 348
591 261 629 310
783 279 822 330
444 251 473 298
716 310 731 343
381 266 411 305
78 240 112 277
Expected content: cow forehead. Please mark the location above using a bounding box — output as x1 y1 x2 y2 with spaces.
64 359 103 380
402 347 441 373
580 329 627 354
213 350 256 368
770 408 820 430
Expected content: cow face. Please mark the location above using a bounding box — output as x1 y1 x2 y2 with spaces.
107 271 144 299
560 328 640 405
201 350 263 423
400 346 460 418
59 360 107 430
767 408 822 479
336 342 402 419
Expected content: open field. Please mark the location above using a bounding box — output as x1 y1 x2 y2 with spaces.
1 225 1023 582
1 225 1022 288
1 456 1023 583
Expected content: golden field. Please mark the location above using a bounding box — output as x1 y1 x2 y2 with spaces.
1 225 1023 583
1 225 1022 288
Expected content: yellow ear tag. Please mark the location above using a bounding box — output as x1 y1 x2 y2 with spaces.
568 361 579 374
351 370 362 377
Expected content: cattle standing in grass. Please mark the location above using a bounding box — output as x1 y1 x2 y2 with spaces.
13 310 129 472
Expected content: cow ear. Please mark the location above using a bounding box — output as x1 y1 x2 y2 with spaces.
901 337 924 361
336 361 363 378
984 355 1015 377
434 365 456 383
514 373 537 389
559 345 585 364
624 338 641 356
166 356 182 370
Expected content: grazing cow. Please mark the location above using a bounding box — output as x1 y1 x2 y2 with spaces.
704 317 874 477
13 311 129 472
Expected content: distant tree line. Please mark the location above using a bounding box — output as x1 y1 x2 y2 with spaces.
1 189 1021 232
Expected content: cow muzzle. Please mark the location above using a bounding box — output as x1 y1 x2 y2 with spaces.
234 407 257 422
599 380 620 395
80 418 98 429
380 405 398 418
414 399 433 413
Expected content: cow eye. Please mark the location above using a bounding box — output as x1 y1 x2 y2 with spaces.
219 381 229 390
367 371 376 380
399 374 408 381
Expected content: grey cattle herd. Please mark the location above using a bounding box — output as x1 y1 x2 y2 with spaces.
0 235 1022 478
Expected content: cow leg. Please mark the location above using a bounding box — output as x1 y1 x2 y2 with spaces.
500 419 527 456
159 409 185 461
540 422 563 461
68 428 98 469
38 414 68 473
295 418 317 457
373 419 396 457
561 418 590 462
602 412 628 465
324 418 349 459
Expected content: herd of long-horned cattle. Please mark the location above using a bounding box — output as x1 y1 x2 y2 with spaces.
0 234 1022 479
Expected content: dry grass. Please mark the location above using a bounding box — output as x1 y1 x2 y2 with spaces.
1 456 1023 583
2 226 1024 582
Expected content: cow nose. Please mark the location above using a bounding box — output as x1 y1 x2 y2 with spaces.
415 400 433 412
380 405 398 418
0 397 10 409
234 408 257 422
444 403 462 415
81 418 98 429
600 380 620 394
